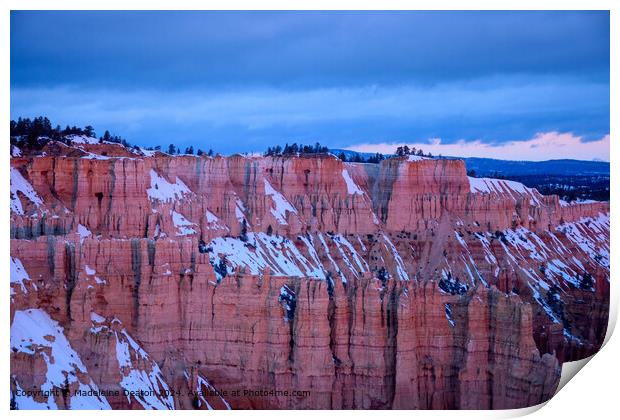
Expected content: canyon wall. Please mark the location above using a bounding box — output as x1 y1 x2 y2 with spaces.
10 142 610 409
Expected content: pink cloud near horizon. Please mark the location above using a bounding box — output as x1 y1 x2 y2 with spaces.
345 132 610 162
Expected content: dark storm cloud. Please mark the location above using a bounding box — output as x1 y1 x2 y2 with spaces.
11 11 609 89
10 11 610 157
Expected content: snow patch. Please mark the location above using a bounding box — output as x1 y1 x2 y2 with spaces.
444 303 456 327
65 134 100 145
382 234 409 281
407 155 430 162
10 256 30 296
113 328 175 409
171 210 196 236
468 176 541 205
264 179 297 225
90 312 106 323
235 199 247 222
139 147 158 157
10 309 111 409
189 372 231 410
205 210 229 231
207 233 325 280
342 168 364 195
147 169 192 202
557 213 610 270
77 224 91 244
206 210 219 223
10 167 43 215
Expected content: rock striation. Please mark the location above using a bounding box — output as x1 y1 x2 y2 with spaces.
10 141 609 409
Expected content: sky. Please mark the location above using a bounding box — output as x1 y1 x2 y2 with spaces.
10 11 610 160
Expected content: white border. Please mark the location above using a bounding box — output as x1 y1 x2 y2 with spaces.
2 2 616 419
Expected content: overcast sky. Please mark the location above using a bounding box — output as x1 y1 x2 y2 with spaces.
10 11 610 160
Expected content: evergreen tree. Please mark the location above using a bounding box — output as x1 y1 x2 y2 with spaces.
579 272 594 290
240 219 248 242
214 257 228 280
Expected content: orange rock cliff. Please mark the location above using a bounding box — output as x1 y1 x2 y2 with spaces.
10 141 610 409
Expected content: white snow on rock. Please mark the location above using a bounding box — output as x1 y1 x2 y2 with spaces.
12 381 52 409
235 199 247 223
331 234 369 277
197 376 231 410
90 312 106 323
297 234 326 274
502 227 548 262
83 264 106 285
486 218 608 335
342 168 364 195
382 234 409 280
561 198 600 206
444 303 456 327
205 209 229 231
557 213 610 270
318 232 346 283
468 176 541 205
77 224 92 244
80 152 112 160
10 309 111 409
407 155 430 162
474 232 497 265
454 231 468 248
207 233 325 280
64 134 100 145
184 371 231 410
138 147 158 157
545 259 581 288
113 328 175 409
85 265 96 276
171 210 197 236
453 231 487 287
147 169 192 202
10 256 30 296
206 210 219 223
11 145 22 157
10 167 43 215
264 179 297 225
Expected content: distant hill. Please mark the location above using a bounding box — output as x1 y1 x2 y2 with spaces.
459 157 609 177
330 149 610 177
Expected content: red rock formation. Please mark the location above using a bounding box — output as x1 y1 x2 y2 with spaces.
10 145 609 409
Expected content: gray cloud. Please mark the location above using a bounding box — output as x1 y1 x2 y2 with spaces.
10 11 609 156
11 11 609 89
